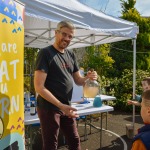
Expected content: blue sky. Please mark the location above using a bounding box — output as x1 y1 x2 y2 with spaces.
78 0 150 17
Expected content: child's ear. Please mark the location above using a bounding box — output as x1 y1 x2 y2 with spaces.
147 107 150 116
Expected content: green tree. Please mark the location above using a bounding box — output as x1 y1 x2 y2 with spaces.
24 47 39 94
122 9 150 70
81 44 114 77
109 40 133 77
109 0 150 77
120 0 136 13
111 69 150 112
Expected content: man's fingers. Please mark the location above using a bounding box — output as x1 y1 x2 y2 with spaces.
69 110 79 118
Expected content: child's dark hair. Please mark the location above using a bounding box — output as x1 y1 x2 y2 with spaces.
142 89 150 106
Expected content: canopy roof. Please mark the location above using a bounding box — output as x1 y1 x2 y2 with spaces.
20 0 139 49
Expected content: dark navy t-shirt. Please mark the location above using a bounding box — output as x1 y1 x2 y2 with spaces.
35 45 79 110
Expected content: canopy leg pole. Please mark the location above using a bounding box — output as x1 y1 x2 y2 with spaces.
132 38 136 135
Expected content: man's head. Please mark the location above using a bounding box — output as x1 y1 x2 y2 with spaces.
141 77 150 91
54 20 75 51
141 90 150 124
56 20 75 31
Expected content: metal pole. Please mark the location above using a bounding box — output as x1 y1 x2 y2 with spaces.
100 113 103 148
132 39 136 135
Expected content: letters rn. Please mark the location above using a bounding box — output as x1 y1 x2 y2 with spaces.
0 95 20 118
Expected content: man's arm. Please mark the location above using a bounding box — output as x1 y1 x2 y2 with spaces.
73 70 97 86
34 70 79 118
73 71 88 86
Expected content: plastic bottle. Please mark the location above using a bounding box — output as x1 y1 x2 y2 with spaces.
30 101 36 115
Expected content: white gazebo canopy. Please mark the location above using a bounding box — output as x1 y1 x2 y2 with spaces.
19 0 138 49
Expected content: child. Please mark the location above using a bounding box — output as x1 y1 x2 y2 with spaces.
131 89 150 150
127 77 150 106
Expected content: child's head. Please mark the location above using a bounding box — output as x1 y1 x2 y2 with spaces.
141 90 150 124
141 77 150 91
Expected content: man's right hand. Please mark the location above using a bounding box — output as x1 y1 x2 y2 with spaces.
59 103 79 118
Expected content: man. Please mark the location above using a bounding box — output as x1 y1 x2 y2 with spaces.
34 20 97 150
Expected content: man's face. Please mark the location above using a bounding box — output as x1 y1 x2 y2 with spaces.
55 27 74 50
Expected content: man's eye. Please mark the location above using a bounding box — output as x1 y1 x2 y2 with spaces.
62 33 67 36
68 35 73 39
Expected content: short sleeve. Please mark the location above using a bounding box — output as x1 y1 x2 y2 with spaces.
35 48 50 73
71 51 79 73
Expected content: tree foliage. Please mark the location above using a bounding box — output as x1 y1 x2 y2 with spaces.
111 69 150 112
109 40 133 77
120 0 136 14
24 47 39 94
109 0 150 77
81 44 114 78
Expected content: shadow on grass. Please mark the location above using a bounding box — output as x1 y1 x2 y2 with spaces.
109 110 143 125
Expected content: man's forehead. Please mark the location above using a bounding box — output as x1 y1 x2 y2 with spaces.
60 27 74 31
59 28 75 36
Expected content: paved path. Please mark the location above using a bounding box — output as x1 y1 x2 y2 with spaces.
81 111 143 150
58 110 143 150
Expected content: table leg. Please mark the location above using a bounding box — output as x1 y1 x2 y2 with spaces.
106 112 108 130
25 125 30 150
100 113 103 149
29 125 32 150
25 125 33 150
84 116 88 141
89 115 92 134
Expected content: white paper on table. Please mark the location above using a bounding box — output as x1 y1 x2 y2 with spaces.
71 69 85 103
71 81 83 103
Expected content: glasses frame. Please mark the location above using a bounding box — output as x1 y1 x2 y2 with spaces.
57 30 74 40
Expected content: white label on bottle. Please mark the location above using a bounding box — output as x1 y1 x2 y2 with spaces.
30 107 36 114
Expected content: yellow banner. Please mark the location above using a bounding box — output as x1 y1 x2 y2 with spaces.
0 0 24 149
